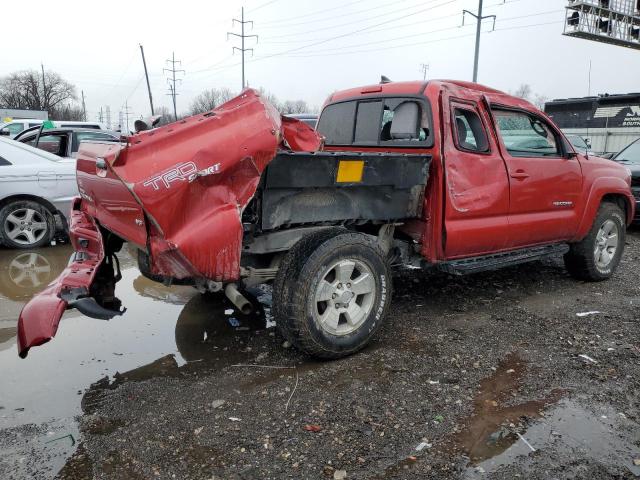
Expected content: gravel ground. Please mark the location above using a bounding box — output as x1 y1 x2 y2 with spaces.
12 230 640 479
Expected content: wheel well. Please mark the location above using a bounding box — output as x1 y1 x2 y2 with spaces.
601 194 630 222
0 194 59 215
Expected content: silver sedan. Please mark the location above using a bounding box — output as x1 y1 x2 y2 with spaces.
0 138 77 249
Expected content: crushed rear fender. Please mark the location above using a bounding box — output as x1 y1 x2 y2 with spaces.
17 198 124 358
79 88 323 281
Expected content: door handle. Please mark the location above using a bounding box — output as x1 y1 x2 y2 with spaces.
96 158 107 170
510 170 529 180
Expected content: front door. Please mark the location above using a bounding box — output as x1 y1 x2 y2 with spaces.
443 99 510 258
491 108 583 247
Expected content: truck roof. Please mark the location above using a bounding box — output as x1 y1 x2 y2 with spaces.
328 79 506 103
325 79 539 116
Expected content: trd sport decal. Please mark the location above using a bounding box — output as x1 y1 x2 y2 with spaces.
142 162 221 190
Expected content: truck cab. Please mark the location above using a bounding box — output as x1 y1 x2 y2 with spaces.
16 81 635 360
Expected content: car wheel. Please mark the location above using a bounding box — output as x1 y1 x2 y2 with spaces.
273 229 392 359
564 202 626 281
0 200 54 249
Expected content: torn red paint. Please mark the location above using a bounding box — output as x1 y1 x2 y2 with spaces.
17 198 106 357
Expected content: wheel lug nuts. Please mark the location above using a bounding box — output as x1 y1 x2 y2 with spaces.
335 304 340 309
347 283 351 288
332 294 337 299
337 283 342 289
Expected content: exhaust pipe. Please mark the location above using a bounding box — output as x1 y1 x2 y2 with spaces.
224 283 253 315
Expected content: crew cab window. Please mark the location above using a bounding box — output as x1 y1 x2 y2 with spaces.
453 108 489 153
493 109 560 157
318 97 432 147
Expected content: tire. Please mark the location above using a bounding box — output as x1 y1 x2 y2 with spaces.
0 200 55 249
564 202 626 281
273 230 392 359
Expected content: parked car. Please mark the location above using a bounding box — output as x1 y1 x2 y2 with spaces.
13 127 120 159
611 138 640 222
0 138 78 249
284 113 318 128
16 81 634 359
565 134 591 154
0 120 107 139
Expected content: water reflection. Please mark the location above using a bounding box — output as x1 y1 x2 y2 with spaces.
0 244 274 479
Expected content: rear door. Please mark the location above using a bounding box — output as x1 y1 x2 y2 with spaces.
491 108 582 247
442 98 510 258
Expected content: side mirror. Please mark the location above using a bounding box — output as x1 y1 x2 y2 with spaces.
134 115 163 133
584 138 591 149
0 130 10 136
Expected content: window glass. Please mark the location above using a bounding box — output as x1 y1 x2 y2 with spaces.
381 99 428 142
21 135 38 146
453 108 489 152
0 155 11 166
28 123 41 128
317 101 357 145
614 140 640 165
493 110 560 157
61 123 100 129
73 132 118 153
354 101 382 144
35 134 67 157
3 123 24 136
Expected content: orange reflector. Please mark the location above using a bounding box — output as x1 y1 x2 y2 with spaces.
336 160 364 183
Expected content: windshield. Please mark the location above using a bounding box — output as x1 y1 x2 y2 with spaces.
614 140 640 165
567 135 587 152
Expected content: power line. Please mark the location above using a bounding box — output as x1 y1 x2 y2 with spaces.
257 0 368 24
420 63 430 81
228 7 258 90
247 0 280 13
258 0 417 30
163 52 185 121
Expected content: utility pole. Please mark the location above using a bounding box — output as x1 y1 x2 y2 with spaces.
106 106 111 130
122 101 132 133
81 90 87 121
420 63 430 81
164 52 184 121
462 0 496 83
139 44 155 116
99 107 103 123
228 7 258 90
40 63 47 111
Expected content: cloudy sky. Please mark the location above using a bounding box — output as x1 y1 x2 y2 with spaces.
3 0 640 125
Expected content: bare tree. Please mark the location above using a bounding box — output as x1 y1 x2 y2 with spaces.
153 106 174 126
280 99 310 114
189 87 235 115
0 69 78 118
257 87 282 112
513 84 533 100
533 94 549 111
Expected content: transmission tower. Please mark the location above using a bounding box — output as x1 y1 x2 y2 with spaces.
164 52 184 121
420 63 430 81
462 0 497 83
228 7 258 90
106 106 111 130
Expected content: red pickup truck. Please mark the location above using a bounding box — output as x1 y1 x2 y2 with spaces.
17 80 634 359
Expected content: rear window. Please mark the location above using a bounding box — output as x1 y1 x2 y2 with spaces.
318 97 432 147
316 102 357 145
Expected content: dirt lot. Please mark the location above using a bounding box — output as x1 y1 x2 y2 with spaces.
1 230 639 480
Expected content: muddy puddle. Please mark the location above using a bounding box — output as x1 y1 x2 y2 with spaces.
448 353 640 478
0 244 274 479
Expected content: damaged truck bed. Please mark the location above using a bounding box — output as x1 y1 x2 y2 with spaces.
17 80 634 359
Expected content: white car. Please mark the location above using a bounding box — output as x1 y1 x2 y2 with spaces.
0 137 78 249
0 119 107 138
